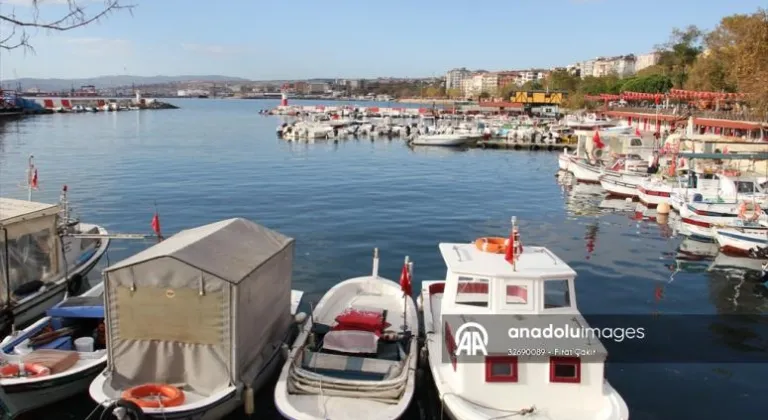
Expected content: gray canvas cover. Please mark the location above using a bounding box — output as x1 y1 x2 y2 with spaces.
103 218 294 394
0 199 62 306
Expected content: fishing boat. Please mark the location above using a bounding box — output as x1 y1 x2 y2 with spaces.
419 218 629 420
679 199 766 239
713 221 768 256
0 281 107 418
274 249 418 420
89 218 305 419
0 179 109 335
410 133 472 147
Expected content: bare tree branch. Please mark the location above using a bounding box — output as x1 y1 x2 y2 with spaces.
0 0 135 52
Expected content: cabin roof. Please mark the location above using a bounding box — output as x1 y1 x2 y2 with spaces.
439 243 577 279
0 198 59 225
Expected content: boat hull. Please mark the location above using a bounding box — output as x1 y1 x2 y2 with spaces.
714 228 768 256
599 175 638 198
0 361 106 419
569 160 602 183
411 135 471 147
274 276 418 420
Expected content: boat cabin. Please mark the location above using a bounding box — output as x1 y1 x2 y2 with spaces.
429 241 610 414
0 198 63 306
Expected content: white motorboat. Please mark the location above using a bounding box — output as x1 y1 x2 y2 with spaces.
557 148 574 172
419 219 629 420
568 158 604 183
713 220 768 256
1 184 109 334
410 133 472 147
274 249 418 420
0 281 108 418
89 218 305 419
679 200 766 239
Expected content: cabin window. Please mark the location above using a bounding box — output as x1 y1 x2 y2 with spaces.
544 280 571 309
485 356 518 382
504 281 528 305
630 138 642 146
549 357 581 383
735 181 755 193
444 322 457 371
455 276 489 307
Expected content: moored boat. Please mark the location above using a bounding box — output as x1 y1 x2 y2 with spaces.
88 217 305 419
274 249 418 420
410 133 472 147
419 218 629 420
713 221 768 256
1 180 109 335
0 280 107 418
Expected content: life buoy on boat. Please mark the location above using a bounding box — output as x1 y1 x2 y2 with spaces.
122 383 185 408
0 363 51 378
474 237 507 254
737 201 764 222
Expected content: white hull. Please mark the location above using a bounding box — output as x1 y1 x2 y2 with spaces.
599 174 638 198
636 180 672 207
0 282 108 418
557 151 573 172
411 134 471 147
274 276 418 420
5 223 110 332
714 228 768 255
569 160 602 183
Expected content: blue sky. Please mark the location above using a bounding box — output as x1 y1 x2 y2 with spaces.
0 0 765 80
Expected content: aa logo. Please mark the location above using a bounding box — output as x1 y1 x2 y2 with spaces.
455 322 488 356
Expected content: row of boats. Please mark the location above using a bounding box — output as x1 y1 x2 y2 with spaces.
559 135 768 258
274 112 623 148
0 178 630 419
52 104 141 113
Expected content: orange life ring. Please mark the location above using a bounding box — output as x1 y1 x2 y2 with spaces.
0 363 51 378
122 383 185 408
475 237 507 254
738 201 763 222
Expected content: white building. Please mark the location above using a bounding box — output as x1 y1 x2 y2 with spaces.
590 55 636 78
445 68 471 91
635 52 660 72
480 73 499 95
580 59 595 79
515 69 548 85
461 73 485 97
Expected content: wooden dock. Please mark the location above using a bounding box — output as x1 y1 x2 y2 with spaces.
472 140 572 151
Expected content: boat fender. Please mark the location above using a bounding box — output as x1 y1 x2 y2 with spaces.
102 399 146 420
67 274 83 296
244 385 255 415
13 280 44 297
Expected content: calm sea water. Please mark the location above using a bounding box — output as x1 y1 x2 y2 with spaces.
0 98 765 420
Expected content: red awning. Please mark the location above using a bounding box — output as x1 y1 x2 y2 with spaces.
604 111 681 122
478 102 523 108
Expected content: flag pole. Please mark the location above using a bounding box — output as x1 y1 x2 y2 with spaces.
511 216 517 272
27 155 33 201
407 260 413 333
403 255 409 333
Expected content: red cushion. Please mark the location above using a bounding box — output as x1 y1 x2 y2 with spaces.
334 309 386 333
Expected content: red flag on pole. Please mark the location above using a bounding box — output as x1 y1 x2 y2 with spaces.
151 212 163 241
593 130 605 149
504 225 517 264
31 169 38 190
635 127 641 136
399 260 412 296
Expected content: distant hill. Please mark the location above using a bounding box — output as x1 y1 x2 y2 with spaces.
1 75 251 91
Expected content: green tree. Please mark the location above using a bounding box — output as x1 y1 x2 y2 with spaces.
478 91 491 99
620 74 673 93
547 70 580 92
498 83 517 100
446 88 463 99
521 80 543 90
656 25 705 88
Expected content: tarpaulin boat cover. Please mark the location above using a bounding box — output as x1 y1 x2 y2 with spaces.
102 218 294 395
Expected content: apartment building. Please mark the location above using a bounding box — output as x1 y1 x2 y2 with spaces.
445 68 471 91
635 52 660 72
516 69 548 85
588 55 636 78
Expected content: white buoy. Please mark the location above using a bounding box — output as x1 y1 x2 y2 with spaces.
657 202 671 215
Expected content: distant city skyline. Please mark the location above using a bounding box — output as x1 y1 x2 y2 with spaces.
0 0 764 80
